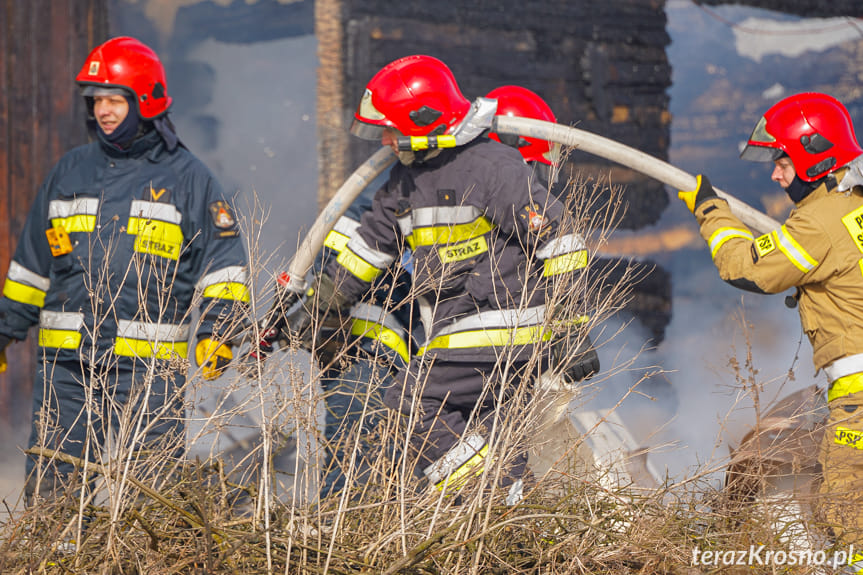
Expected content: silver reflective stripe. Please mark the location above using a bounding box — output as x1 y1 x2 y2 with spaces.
412 205 483 227
423 432 486 485
333 216 361 237
116 319 189 342
350 302 406 336
196 265 248 291
345 234 395 269
824 353 863 383
776 226 815 272
435 304 546 338
397 214 412 237
536 233 587 260
39 310 84 330
129 200 182 224
7 261 50 291
709 228 753 256
48 198 99 219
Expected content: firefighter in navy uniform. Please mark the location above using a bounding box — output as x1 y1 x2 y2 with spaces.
678 92 863 572
288 55 598 503
0 37 250 503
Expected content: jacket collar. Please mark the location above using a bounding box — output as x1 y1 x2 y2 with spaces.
97 127 166 161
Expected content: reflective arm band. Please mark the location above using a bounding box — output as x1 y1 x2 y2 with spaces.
543 250 588 277
708 227 754 259
337 247 383 283
3 279 47 307
828 372 863 402
350 319 410 362
324 229 350 254
776 224 818 273
434 445 488 491
202 282 250 303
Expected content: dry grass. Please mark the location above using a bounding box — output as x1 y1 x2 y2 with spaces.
0 167 839 574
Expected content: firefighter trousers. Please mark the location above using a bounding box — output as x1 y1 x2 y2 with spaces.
25 359 185 503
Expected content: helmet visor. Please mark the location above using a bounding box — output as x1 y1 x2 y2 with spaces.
542 142 562 166
80 85 130 97
740 116 784 162
350 119 385 141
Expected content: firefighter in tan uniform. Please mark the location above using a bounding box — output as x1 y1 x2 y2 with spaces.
679 92 863 572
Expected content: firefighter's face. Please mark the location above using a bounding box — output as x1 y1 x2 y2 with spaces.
93 95 130 135
772 156 796 189
381 127 401 154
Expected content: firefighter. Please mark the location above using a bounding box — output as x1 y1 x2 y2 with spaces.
0 37 250 503
287 55 598 504
678 92 863 571
486 84 560 185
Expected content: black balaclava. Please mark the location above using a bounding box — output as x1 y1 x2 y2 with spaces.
785 174 823 204
98 92 141 149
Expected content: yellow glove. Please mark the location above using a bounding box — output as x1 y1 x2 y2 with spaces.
678 174 718 213
195 338 233 381
0 349 6 373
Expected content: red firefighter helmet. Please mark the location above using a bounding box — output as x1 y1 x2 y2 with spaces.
740 92 862 182
350 55 471 140
76 36 172 120
486 85 558 165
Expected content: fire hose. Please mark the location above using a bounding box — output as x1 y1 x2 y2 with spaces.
247 116 780 360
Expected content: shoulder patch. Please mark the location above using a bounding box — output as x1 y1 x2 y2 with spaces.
755 232 776 257
521 203 549 233
209 201 236 229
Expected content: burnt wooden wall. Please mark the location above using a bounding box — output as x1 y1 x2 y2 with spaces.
0 1 108 432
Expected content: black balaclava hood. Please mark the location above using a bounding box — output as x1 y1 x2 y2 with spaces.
785 174 822 204
99 92 141 149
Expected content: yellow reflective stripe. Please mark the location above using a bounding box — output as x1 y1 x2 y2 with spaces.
350 319 410 362
3 279 46 307
202 282 250 303
38 329 82 349
834 426 863 450
127 217 184 261
776 224 818 273
336 247 382 282
828 372 863 402
324 229 350 254
418 325 553 356
51 215 96 233
543 250 588 277
434 444 488 491
707 227 754 258
114 338 189 360
408 217 494 250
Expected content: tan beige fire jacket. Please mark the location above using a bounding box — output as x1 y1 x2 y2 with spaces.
694 168 863 373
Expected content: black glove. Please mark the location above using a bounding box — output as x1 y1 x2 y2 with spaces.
678 174 719 213
552 332 600 383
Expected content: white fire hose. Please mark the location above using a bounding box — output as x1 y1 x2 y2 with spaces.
493 116 781 235
282 117 780 292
